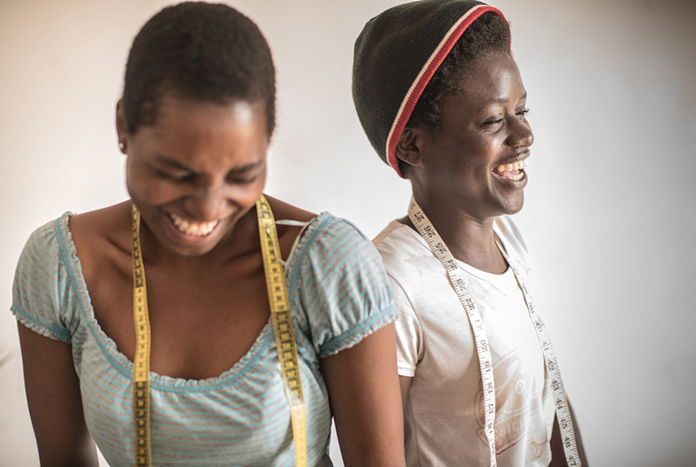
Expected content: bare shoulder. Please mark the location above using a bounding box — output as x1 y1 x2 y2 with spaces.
69 201 131 246
263 195 317 260
264 194 316 223
69 201 132 278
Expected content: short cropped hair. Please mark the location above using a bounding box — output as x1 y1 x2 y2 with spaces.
121 2 276 138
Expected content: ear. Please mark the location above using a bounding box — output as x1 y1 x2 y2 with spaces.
395 127 424 168
116 100 128 153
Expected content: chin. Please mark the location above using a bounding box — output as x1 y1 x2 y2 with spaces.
497 196 525 216
169 239 219 256
508 203 524 215
168 228 228 257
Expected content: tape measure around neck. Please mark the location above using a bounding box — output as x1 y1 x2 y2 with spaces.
256 195 307 467
407 197 581 467
494 238 581 466
131 205 151 466
130 199 307 467
407 198 497 467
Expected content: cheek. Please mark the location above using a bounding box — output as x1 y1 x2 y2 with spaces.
440 147 487 179
127 157 186 205
244 166 268 197
223 171 267 206
439 132 495 167
468 139 506 178
127 172 180 206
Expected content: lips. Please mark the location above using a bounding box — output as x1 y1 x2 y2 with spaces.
492 159 526 181
168 212 220 237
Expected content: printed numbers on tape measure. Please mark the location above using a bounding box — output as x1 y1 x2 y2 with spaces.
131 206 152 466
408 198 498 467
256 196 307 467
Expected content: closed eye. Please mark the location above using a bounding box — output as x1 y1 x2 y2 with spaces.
225 161 265 185
516 107 530 118
482 117 504 127
226 174 260 185
153 168 194 182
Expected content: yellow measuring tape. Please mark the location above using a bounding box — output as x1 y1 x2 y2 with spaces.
131 205 151 466
256 195 307 467
130 197 307 467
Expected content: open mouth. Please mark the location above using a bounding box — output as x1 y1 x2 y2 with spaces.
493 159 526 181
168 212 220 237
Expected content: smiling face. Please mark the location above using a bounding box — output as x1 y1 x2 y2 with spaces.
402 50 533 220
119 93 269 257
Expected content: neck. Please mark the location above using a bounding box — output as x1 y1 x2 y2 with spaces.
406 189 507 274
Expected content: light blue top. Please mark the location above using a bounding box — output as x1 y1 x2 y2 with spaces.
12 211 396 466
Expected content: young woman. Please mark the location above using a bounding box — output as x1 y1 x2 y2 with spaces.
352 1 587 466
12 3 404 466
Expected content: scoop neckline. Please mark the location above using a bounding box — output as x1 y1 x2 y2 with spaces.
56 210 330 390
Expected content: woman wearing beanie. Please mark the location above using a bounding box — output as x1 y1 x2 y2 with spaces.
352 1 587 465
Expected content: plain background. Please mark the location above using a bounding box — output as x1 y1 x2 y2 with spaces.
1 0 695 465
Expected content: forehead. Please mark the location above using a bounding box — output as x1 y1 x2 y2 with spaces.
132 93 269 168
152 93 265 129
451 51 525 105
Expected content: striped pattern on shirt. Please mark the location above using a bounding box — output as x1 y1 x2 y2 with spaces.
12 211 396 466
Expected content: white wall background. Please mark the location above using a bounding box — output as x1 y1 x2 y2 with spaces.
1 0 694 465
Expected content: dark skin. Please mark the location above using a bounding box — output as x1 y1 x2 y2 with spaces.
17 326 99 467
395 50 587 464
397 50 533 274
550 402 589 466
17 94 405 467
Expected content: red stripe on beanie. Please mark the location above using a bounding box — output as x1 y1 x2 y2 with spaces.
386 5 505 177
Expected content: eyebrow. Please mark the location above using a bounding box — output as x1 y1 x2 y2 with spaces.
153 157 264 174
488 91 528 105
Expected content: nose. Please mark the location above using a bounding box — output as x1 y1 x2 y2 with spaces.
183 178 227 221
507 117 534 148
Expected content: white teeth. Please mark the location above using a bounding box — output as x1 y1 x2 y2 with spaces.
495 159 526 180
169 213 219 237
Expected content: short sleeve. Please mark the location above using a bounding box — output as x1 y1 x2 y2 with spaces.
387 275 422 377
11 214 77 343
289 215 397 358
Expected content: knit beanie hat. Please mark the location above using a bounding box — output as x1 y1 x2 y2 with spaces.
352 0 505 178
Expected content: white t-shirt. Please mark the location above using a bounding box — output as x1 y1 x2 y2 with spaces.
373 216 555 467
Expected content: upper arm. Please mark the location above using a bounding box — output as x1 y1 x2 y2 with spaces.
17 323 98 467
320 323 405 467
294 218 405 465
295 218 396 357
388 275 421 377
12 218 97 465
549 400 589 467
399 375 412 414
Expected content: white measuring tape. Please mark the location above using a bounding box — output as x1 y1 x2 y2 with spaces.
407 197 581 466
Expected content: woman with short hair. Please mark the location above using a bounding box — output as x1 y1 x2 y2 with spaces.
13 3 405 466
